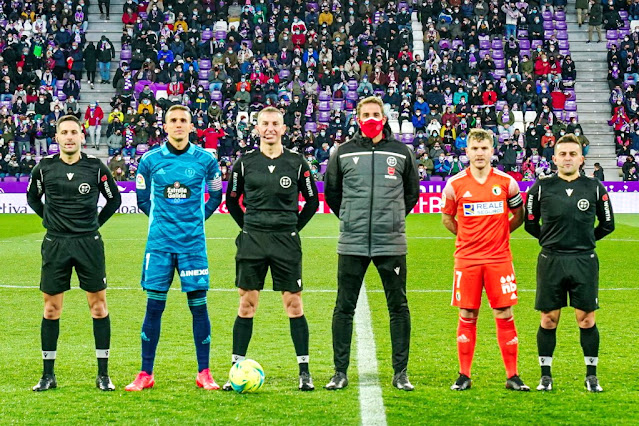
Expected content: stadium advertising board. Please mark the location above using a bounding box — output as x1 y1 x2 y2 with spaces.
1 181 638 214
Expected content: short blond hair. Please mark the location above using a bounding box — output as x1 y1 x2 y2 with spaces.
256 106 284 123
356 96 384 118
165 104 192 121
467 128 493 145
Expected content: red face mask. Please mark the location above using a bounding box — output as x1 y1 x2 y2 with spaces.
358 117 384 139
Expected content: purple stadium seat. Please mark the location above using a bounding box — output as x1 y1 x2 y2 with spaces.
307 2 318 11
565 88 576 100
531 39 544 49
607 30 619 40
479 49 490 58
555 21 567 30
215 30 226 40
0 100 11 109
518 29 528 39
519 49 531 58
136 144 149 155
620 10 629 20
211 90 222 102
2 176 18 182
542 10 552 20
492 50 504 60
332 100 344 111
202 30 213 41
544 30 555 39
558 39 570 49
199 79 208 88
139 12 147 20
48 143 60 154
560 49 571 56
543 21 554 31
452 39 464 50
320 162 327 175
564 100 577 112
318 111 330 122
346 90 359 101
56 92 67 101
492 39 503 50
374 89 385 98
479 39 490 50
243 40 253 50
198 69 209 80
199 59 212 70
496 101 507 111
429 176 444 181
565 112 578 121
556 30 568 40
319 91 331 101
618 156 626 167
402 133 415 144
120 49 132 60
519 39 530 50
56 80 66 90
494 59 505 69
619 28 630 37
279 69 290 80
554 10 566 21
348 79 358 91
305 122 317 133
319 101 331 111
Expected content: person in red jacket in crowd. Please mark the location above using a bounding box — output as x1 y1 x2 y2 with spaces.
482 83 498 106
167 78 185 97
534 54 551 80
198 122 225 154
551 89 570 111
84 102 105 149
122 8 138 27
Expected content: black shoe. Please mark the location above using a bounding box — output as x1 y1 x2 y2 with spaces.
579 23 582 27
585 375 603 392
597 40 602 43
586 40 591 44
506 375 530 391
325 371 348 390
392 368 414 391
299 371 315 391
222 380 233 391
451 373 471 391
96 375 115 391
33 374 57 391
536 375 553 391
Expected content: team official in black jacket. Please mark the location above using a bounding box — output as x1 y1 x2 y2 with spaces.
226 107 319 391
324 96 420 391
27 115 121 392
525 134 614 393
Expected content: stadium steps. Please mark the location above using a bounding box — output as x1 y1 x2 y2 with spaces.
564 9 619 179
79 1 127 160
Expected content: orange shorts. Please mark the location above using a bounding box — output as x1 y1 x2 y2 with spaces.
451 261 519 309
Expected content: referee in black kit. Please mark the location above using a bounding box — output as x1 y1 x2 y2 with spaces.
525 134 614 393
324 96 420 391
225 106 319 391
27 115 121 391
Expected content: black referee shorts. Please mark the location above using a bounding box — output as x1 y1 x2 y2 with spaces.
235 229 303 293
40 232 107 295
535 250 599 312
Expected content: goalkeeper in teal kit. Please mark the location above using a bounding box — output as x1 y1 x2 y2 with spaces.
125 105 223 391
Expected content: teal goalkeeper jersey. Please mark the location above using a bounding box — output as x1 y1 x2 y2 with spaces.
136 143 222 254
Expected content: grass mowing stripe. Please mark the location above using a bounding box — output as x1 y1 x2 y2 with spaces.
355 282 387 426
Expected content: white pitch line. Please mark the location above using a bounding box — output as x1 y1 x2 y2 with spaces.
354 282 387 426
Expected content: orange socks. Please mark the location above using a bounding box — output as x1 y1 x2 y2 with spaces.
457 316 477 377
496 316 519 378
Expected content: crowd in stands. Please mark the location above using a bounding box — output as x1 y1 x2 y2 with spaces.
0 0 634 182
604 0 639 180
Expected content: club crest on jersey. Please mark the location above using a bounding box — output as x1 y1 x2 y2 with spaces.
387 156 397 167
185 168 195 177
577 199 590 211
492 185 502 196
78 183 91 194
280 176 292 188
164 181 191 202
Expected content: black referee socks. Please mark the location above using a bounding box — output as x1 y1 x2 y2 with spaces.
41 318 60 375
232 316 254 363
537 326 557 377
580 325 600 376
290 315 310 374
93 315 111 376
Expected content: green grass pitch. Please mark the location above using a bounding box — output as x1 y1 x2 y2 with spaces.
0 213 638 424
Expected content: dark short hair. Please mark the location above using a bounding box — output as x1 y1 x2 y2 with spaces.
56 115 82 132
555 133 582 153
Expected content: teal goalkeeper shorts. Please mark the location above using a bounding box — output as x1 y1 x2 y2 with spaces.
141 251 210 293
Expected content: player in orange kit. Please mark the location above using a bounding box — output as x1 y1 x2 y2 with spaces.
441 128 529 391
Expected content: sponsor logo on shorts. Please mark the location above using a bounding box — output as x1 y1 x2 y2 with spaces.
577 199 590 211
500 274 517 296
463 201 504 216
179 268 209 277
78 183 91 194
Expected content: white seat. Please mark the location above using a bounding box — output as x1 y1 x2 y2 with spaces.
400 121 415 134
413 50 425 61
513 111 524 122
155 90 168 100
524 111 537 123
513 121 525 133
413 31 424 42
413 41 424 51
389 121 401 134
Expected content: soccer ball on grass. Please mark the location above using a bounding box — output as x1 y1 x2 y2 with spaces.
229 359 265 393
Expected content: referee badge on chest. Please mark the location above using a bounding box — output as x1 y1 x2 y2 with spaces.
280 176 292 188
78 183 91 194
